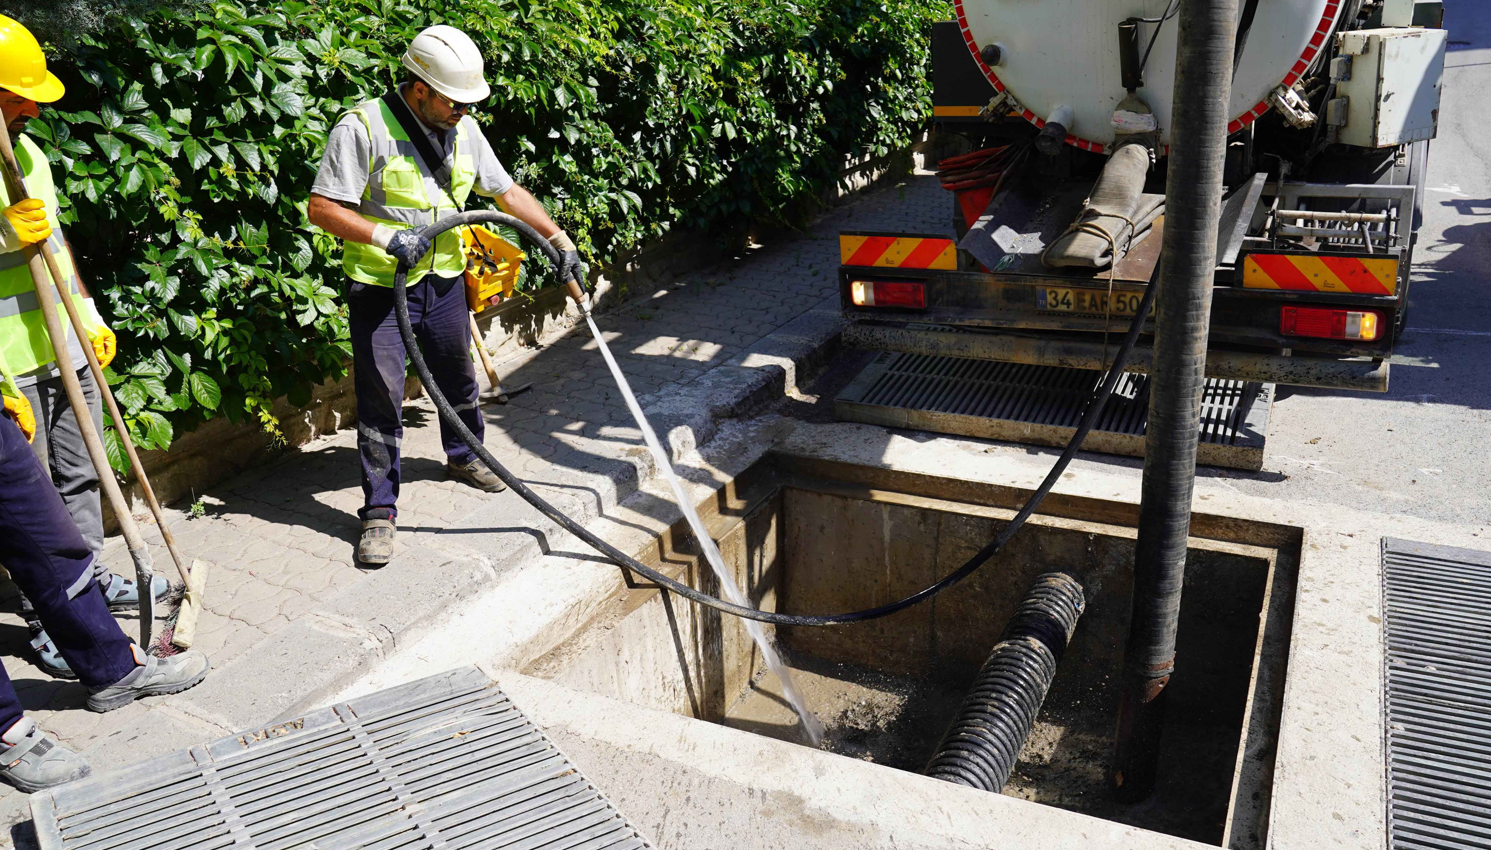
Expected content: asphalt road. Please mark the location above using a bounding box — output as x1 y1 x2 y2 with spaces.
1224 0 1491 528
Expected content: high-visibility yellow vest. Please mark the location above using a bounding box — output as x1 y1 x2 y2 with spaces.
341 97 477 286
0 134 105 380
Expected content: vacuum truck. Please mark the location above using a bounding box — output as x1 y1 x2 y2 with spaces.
835 0 1448 462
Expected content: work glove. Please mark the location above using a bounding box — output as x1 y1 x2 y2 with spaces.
0 198 52 252
548 231 589 293
84 299 117 369
2 392 35 443
375 226 433 269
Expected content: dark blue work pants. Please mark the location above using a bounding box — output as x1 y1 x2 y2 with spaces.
0 415 136 733
347 276 483 521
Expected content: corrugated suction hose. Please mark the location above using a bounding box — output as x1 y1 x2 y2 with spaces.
925 572 1086 792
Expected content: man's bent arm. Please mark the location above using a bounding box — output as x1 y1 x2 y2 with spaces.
308 194 379 245
492 184 561 241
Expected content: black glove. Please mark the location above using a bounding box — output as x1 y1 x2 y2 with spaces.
385 229 432 268
560 249 588 292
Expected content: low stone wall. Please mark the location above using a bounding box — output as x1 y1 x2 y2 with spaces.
105 129 957 527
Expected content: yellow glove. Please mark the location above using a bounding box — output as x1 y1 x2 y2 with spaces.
1 198 52 249
83 299 116 368
2 393 35 443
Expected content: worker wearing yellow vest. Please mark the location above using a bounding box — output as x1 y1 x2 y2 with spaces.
0 16 170 679
309 25 586 565
0 16 210 793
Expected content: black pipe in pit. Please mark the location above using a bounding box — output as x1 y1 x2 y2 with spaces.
924 572 1085 792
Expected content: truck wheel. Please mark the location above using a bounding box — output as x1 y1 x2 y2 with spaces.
1391 140 1428 343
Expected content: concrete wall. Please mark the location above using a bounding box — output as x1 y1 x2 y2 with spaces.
523 492 783 722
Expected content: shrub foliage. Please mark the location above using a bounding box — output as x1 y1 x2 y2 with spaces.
22 0 946 467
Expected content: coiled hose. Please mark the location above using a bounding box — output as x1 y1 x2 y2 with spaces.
925 572 1086 792
392 211 1158 627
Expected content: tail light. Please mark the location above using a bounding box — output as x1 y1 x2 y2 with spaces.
1280 306 1381 341
849 280 926 309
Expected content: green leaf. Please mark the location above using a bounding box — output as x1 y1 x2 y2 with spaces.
121 164 144 195
232 141 261 170
120 82 148 113
136 410 174 450
168 309 199 337
289 235 313 272
119 123 168 149
269 83 304 116
115 380 147 414
103 428 128 475
169 107 192 125
157 275 180 305
189 372 222 410
93 133 125 162
182 137 212 170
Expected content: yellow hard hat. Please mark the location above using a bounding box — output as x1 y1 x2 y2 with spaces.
0 15 64 103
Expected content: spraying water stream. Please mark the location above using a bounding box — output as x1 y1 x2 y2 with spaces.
584 313 825 745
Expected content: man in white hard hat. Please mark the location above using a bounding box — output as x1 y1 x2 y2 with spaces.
308 25 585 565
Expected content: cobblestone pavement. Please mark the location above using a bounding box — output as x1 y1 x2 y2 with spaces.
0 172 951 823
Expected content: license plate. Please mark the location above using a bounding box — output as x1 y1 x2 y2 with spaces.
1036 286 1150 317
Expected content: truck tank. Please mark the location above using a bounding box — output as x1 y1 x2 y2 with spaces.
954 0 1339 150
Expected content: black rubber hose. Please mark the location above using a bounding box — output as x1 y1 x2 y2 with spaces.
391 211 1158 626
1111 0 1238 803
925 572 1086 792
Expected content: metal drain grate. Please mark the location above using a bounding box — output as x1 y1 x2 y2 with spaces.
835 352 1272 470
31 667 653 850
1382 539 1491 850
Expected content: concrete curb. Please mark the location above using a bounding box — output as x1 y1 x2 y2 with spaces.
148 296 846 749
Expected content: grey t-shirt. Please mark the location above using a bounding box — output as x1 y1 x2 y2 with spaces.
311 93 514 208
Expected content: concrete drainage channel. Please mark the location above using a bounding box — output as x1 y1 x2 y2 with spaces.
519 451 1300 848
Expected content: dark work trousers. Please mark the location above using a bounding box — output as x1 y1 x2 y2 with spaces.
0 415 136 733
17 368 118 622
347 276 483 521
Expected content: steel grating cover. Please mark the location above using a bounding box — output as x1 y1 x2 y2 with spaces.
835 352 1271 470
1382 539 1491 850
30 667 653 850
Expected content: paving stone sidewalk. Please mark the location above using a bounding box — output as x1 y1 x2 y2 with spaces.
0 172 950 828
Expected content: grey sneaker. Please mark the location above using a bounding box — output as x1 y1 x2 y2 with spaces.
448 458 507 492
28 626 76 680
86 648 210 713
100 572 172 613
0 718 91 792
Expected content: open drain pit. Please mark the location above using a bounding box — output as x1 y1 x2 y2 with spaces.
525 453 1300 848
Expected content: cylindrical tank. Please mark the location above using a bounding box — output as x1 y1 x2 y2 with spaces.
954 0 1342 151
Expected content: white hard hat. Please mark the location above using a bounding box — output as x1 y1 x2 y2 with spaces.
401 25 490 103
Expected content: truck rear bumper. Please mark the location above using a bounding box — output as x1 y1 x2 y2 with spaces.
843 323 1390 393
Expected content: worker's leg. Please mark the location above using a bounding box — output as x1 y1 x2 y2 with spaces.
17 372 165 678
27 370 105 555
413 275 486 463
0 416 135 691
348 282 418 522
0 416 210 715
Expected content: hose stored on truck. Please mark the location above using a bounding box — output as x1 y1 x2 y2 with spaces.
925 572 1086 792
393 211 1158 627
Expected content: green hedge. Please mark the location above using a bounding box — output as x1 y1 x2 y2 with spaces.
21 0 946 467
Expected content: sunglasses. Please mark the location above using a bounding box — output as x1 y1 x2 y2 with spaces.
429 90 476 113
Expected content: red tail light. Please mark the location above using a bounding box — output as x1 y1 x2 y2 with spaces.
849 280 926 309
1280 306 1381 341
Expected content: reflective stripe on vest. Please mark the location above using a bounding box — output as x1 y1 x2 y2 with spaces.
340 96 478 287
0 135 102 377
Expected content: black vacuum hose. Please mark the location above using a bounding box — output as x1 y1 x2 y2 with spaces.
925 572 1086 791
392 210 1158 626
